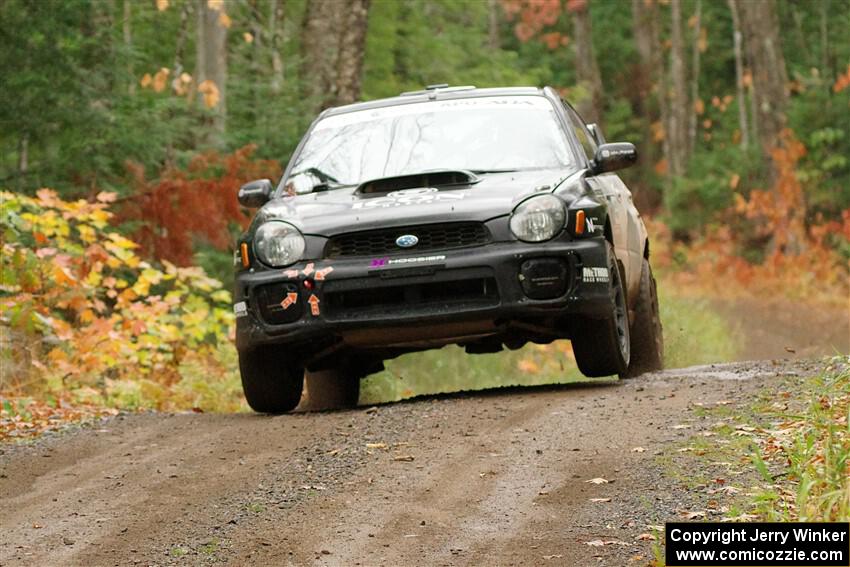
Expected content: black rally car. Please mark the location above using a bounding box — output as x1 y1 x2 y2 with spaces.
233 85 663 413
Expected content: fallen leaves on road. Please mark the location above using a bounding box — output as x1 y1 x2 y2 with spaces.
585 477 611 484
636 533 656 541
589 497 612 503
631 446 646 453
366 442 387 449
1 396 118 442
392 454 414 462
585 539 631 547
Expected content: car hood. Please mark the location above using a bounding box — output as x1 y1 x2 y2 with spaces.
255 168 579 236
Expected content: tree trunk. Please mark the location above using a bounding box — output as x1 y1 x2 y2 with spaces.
687 0 701 156
335 0 370 105
820 0 830 84
630 0 668 209
630 0 655 208
195 0 228 144
668 0 689 177
269 0 285 94
728 0 749 149
488 0 500 50
736 0 788 164
301 0 344 111
18 133 28 176
248 0 263 132
173 1 189 73
123 0 135 94
570 0 604 126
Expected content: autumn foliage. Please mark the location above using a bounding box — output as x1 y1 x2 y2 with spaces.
120 145 280 265
648 132 850 303
1 189 240 410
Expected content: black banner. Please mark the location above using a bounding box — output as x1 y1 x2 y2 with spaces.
665 522 850 566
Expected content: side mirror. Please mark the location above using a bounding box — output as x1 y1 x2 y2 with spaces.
238 179 273 208
591 143 637 175
587 123 606 145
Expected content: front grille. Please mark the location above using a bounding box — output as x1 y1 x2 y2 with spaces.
324 277 499 321
325 222 489 258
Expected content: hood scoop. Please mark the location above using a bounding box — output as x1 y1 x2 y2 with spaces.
356 170 480 195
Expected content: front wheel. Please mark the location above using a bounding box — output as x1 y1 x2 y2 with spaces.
572 242 631 377
238 347 304 414
622 258 664 378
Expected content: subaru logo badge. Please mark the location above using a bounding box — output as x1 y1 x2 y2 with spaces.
395 234 419 248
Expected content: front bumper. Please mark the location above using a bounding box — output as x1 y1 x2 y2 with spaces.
234 236 613 358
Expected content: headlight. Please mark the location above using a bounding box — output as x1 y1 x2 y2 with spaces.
509 195 566 242
253 221 305 267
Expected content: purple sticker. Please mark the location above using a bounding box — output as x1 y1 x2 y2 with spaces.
370 257 389 268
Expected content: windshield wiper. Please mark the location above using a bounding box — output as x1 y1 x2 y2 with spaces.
289 167 340 184
469 168 521 174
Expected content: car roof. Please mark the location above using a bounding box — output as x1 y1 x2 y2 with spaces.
319 86 551 118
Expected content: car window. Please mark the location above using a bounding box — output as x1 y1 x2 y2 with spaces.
563 104 597 163
288 96 576 187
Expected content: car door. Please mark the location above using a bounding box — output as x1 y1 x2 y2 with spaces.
563 105 643 297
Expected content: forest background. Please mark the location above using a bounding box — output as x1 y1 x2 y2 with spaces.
1 0 848 420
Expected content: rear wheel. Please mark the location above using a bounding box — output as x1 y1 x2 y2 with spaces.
302 368 361 411
622 258 664 378
572 243 631 377
238 347 304 414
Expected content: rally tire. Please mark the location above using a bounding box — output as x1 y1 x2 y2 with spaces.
622 258 664 378
572 242 631 377
238 347 304 414
303 368 360 411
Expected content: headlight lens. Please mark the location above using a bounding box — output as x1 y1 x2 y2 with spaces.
509 195 566 242
254 221 305 267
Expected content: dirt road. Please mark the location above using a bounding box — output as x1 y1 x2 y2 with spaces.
0 359 825 566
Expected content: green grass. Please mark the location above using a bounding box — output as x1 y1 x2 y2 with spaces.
360 342 589 404
657 284 741 368
360 280 741 404
755 360 850 521
670 357 849 523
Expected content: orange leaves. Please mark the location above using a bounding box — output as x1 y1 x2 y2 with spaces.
152 68 170 93
138 68 221 109
833 63 850 93
197 79 221 109
650 131 848 304
541 32 569 50
728 173 740 190
502 0 563 44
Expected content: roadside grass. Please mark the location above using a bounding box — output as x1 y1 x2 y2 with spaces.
360 280 740 404
749 358 850 521
665 357 849 524
651 358 849 566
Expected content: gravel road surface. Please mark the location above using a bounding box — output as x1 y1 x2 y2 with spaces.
0 359 823 566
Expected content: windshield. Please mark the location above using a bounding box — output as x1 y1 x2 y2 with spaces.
287 96 574 188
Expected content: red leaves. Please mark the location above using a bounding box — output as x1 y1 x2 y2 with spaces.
502 0 566 47
119 145 280 266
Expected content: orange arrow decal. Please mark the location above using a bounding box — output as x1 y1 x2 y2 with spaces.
280 292 298 310
307 294 320 316
315 266 334 281
283 269 299 278
302 263 315 277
